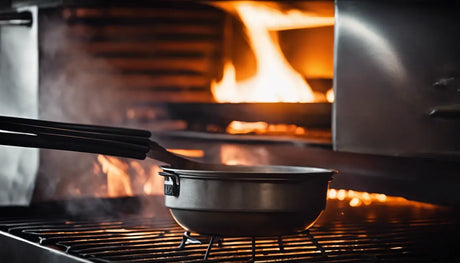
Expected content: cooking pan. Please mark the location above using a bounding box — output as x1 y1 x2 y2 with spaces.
0 115 336 236
160 165 334 236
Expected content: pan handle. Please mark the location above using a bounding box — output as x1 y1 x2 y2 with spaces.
0 115 150 159
159 172 180 197
0 131 148 160
429 103 460 119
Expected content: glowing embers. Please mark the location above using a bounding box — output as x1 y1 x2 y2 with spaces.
226 120 307 135
328 189 390 207
211 2 334 103
327 189 437 208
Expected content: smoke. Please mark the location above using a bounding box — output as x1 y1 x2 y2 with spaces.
34 12 131 203
39 15 126 124
29 10 178 220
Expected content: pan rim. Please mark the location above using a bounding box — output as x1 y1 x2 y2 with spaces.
161 164 337 180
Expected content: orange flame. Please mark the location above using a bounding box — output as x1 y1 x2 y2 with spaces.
211 2 334 103
143 165 163 195
94 151 199 198
97 155 133 197
95 155 167 197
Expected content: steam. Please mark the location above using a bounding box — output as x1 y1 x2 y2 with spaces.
29 11 177 218
39 15 125 124
35 13 133 203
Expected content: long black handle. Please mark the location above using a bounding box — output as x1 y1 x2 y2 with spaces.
429 104 460 119
0 115 150 159
0 121 150 146
0 116 151 138
0 115 209 166
0 132 147 160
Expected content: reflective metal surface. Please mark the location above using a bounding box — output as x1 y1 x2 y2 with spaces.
161 166 333 236
334 0 460 157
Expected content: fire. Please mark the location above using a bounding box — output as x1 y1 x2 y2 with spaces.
97 155 133 197
95 155 163 197
93 150 202 198
211 2 334 103
142 165 163 195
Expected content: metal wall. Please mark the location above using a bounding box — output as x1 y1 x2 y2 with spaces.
334 0 460 158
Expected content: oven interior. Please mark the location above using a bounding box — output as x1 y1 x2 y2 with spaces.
35 0 338 202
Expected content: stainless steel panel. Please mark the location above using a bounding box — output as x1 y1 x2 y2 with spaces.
334 0 460 157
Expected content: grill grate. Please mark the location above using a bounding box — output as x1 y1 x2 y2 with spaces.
1 199 458 262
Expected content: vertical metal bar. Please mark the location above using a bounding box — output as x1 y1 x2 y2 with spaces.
178 231 190 249
251 237 256 262
305 229 327 258
204 236 216 261
277 236 284 251
217 237 223 247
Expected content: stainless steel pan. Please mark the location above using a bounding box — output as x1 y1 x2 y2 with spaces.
0 116 336 236
160 165 334 237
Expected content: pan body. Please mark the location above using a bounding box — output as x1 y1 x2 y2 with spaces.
161 165 334 237
169 210 324 237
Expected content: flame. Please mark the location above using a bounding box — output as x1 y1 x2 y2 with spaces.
97 155 133 197
143 165 163 195
95 155 165 197
211 2 334 103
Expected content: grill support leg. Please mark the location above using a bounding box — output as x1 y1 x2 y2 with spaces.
178 231 201 249
251 237 256 261
277 236 284 251
204 236 216 261
178 231 189 249
305 229 327 258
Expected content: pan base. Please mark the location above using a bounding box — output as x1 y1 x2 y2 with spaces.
169 209 324 237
